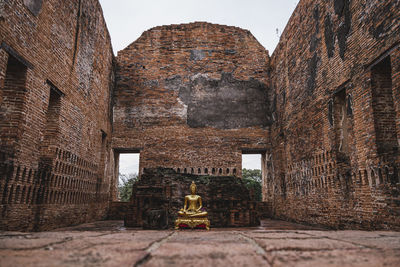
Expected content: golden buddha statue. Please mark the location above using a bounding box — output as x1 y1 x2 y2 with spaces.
175 181 210 230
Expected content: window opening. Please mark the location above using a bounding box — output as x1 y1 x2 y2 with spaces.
117 153 139 202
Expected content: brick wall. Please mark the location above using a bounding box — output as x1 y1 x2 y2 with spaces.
267 0 400 230
0 0 114 231
112 22 272 200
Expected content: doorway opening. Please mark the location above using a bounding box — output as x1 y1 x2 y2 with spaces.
241 152 265 201
115 152 140 202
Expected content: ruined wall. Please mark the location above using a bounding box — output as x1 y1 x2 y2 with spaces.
0 0 114 231
113 22 272 199
267 0 400 229
2 0 398 232
124 168 259 229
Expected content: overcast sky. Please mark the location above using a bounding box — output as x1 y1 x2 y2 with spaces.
99 0 299 55
101 1 298 177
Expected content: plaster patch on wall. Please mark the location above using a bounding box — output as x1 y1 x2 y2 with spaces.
23 0 43 16
174 73 271 129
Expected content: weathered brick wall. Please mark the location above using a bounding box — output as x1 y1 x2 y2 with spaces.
113 22 272 199
267 0 400 230
0 0 114 231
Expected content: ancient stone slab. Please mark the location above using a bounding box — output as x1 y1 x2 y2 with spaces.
1 219 400 267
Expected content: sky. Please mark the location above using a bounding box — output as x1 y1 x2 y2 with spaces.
101 1 298 178
99 0 299 55
119 153 140 176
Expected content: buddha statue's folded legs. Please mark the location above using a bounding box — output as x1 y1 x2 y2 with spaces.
175 182 210 230
178 209 208 218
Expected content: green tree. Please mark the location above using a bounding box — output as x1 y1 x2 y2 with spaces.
242 168 262 201
118 173 138 202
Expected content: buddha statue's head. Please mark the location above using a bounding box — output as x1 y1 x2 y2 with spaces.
190 181 196 195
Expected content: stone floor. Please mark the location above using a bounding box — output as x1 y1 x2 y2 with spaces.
0 219 399 267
